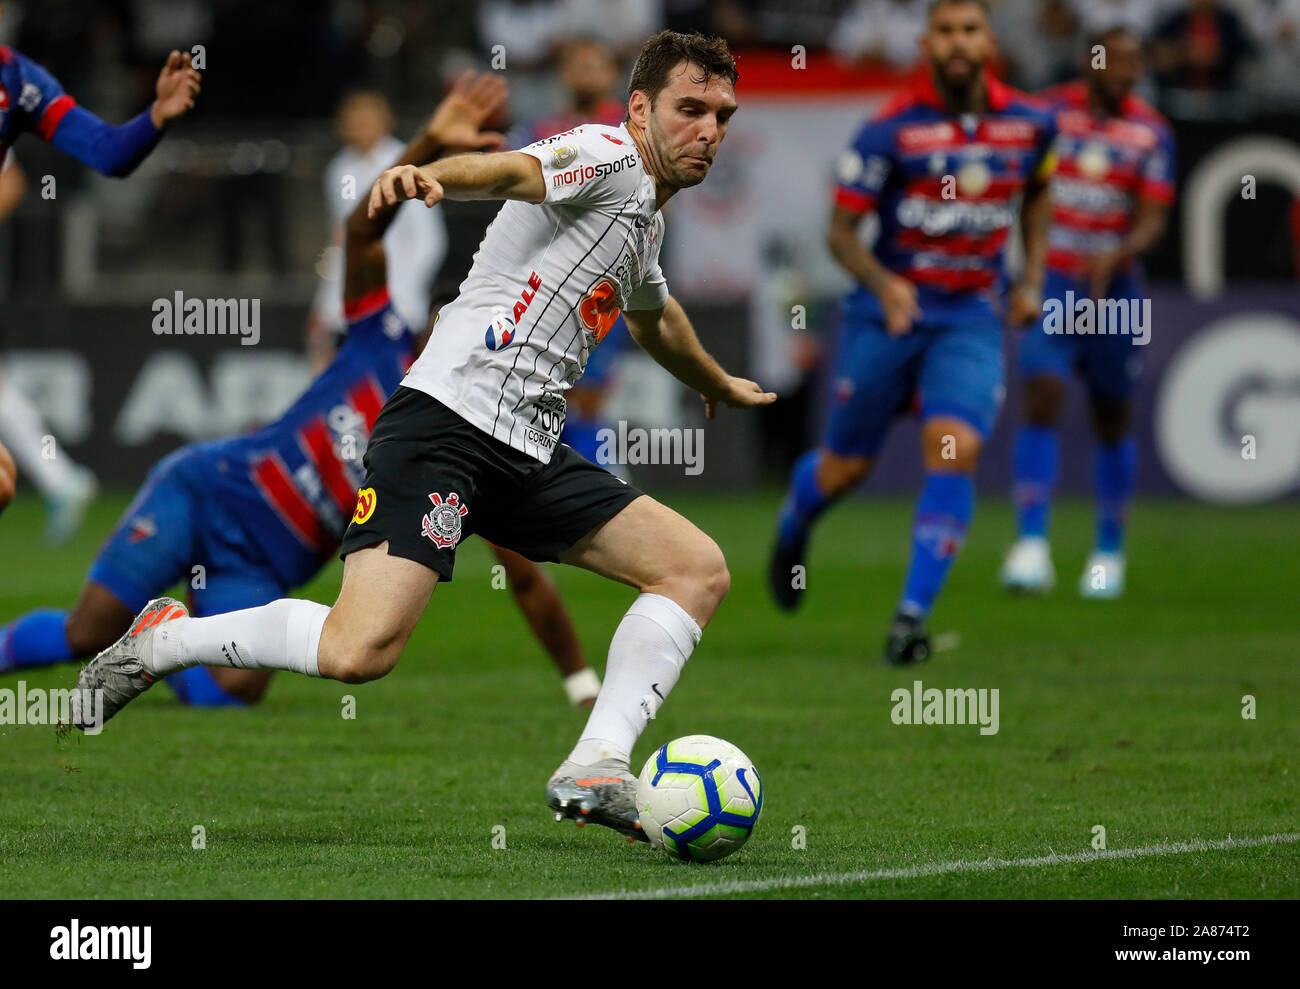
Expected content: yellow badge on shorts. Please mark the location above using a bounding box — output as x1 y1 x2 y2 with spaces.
352 487 377 524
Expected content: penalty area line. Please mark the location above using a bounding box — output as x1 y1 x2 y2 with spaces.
563 832 1300 900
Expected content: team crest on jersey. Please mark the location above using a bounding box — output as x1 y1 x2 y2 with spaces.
485 312 516 351
1078 141 1110 179
127 516 157 544
352 487 377 524
551 144 577 168
957 158 991 196
421 492 467 549
18 83 41 113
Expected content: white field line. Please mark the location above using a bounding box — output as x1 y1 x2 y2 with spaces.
564 832 1300 900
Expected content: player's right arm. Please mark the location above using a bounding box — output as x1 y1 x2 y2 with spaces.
827 120 920 336
367 151 545 217
345 72 507 303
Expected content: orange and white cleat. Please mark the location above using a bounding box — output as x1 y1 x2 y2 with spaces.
72 597 188 731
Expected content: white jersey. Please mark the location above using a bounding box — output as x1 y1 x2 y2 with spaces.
402 122 669 462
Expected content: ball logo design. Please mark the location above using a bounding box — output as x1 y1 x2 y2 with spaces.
485 312 516 351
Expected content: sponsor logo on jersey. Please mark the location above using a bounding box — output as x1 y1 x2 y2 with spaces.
421 491 467 549
896 196 1014 236
551 144 577 167
351 487 377 524
512 270 542 322
551 153 638 190
485 312 516 351
579 278 622 343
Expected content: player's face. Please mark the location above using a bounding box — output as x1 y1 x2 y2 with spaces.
640 61 737 190
561 42 618 105
1091 32 1142 106
921 2 994 91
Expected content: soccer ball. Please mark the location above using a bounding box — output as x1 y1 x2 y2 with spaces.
637 735 763 862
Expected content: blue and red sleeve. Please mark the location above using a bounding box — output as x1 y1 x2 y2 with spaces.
7 47 163 177
833 118 896 217
1138 119 1177 205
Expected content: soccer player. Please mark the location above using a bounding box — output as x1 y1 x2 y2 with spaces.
74 31 774 845
1001 26 1174 599
767 0 1056 665
0 27 201 542
2 74 600 708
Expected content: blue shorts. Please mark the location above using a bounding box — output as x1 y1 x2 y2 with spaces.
89 446 286 618
1018 270 1146 401
824 300 1005 459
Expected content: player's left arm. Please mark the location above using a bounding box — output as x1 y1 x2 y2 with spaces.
33 50 200 178
1008 113 1059 327
624 296 776 419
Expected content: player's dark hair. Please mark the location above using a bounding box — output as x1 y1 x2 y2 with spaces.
1087 23 1137 54
927 0 989 17
627 30 738 108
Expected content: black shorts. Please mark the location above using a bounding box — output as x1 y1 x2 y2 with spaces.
339 385 643 582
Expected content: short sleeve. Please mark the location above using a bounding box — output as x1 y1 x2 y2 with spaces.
9 50 76 142
517 125 643 209
625 257 668 312
1028 111 1059 182
1138 122 1176 204
832 119 895 216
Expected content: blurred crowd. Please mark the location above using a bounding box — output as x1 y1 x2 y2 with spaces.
0 0 1294 302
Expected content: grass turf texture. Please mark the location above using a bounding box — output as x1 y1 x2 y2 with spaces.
0 492 1295 899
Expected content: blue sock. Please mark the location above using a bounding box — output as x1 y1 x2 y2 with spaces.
777 450 833 548
1094 436 1136 553
0 609 73 672
1013 425 1058 539
166 666 247 707
900 473 975 617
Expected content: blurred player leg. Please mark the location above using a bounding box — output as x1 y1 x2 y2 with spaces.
492 544 599 709
1003 374 1065 593
0 377 98 544
769 319 920 610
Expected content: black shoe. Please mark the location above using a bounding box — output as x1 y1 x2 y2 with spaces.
767 530 808 612
884 612 930 666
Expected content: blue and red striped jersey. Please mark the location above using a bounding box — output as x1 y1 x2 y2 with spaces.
202 287 414 586
1038 80 1175 281
833 73 1057 307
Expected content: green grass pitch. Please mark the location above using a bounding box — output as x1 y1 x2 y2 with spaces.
0 491 1296 899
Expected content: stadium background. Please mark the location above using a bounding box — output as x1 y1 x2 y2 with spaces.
0 0 1297 503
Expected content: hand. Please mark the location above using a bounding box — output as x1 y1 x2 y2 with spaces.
878 273 921 336
1085 249 1122 300
700 377 777 419
427 71 508 153
150 51 201 128
1007 278 1043 328
368 164 443 217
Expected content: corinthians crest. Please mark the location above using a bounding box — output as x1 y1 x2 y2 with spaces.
421 491 468 548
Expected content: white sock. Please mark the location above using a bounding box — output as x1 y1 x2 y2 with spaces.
0 382 79 497
150 599 329 677
567 593 701 767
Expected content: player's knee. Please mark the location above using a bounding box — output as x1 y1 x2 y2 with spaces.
1091 398 1131 445
817 453 871 496
922 419 982 473
319 617 402 684
1023 376 1065 426
687 536 730 616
